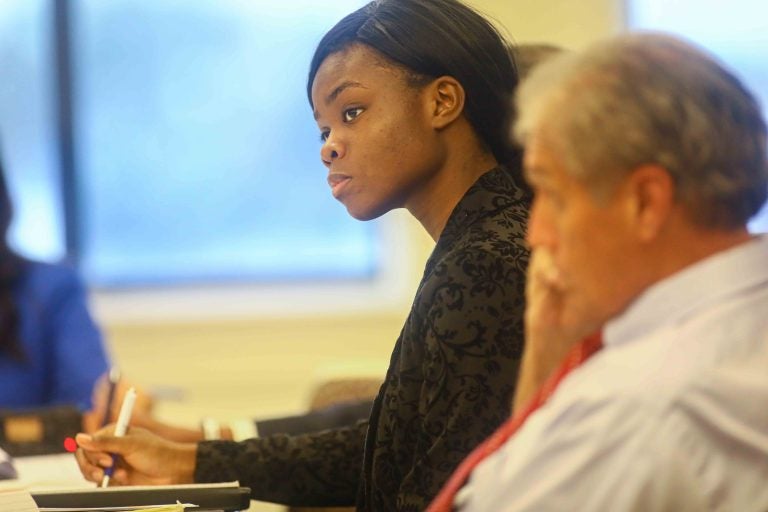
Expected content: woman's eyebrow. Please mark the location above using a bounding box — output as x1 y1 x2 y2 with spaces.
325 80 366 105
313 81 368 120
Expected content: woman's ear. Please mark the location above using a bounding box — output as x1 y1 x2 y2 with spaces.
429 76 465 129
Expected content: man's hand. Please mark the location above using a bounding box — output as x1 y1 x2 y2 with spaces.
524 250 597 352
75 426 197 486
513 250 598 411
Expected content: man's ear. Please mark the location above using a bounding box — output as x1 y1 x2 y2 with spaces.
428 76 465 129
624 164 675 242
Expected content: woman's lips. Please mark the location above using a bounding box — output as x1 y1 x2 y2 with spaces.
327 173 352 199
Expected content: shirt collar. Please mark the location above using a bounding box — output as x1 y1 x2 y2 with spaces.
437 165 529 249
603 234 768 347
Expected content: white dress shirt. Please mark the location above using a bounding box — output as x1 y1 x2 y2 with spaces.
458 235 768 511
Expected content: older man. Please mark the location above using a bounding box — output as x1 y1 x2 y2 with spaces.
428 33 768 511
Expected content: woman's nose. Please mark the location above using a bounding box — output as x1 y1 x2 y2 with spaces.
320 136 345 167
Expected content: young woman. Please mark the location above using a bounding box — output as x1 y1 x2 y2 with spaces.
75 1 530 509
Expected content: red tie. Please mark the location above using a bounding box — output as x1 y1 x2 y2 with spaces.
426 331 604 512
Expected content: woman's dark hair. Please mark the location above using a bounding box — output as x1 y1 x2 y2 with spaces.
307 0 521 170
0 157 24 361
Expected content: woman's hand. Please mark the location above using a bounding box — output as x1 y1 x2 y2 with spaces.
75 426 197 486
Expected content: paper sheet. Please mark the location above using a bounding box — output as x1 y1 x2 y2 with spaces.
13 453 92 492
38 502 195 511
0 483 38 512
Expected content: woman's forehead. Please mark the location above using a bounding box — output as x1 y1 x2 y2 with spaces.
312 46 412 103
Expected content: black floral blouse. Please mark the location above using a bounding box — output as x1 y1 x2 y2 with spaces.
194 166 530 511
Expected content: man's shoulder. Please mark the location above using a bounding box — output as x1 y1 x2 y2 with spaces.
541 334 768 448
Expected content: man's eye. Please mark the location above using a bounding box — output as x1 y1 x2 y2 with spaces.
343 107 364 122
319 130 329 143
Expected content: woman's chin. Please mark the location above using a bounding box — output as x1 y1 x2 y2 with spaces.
344 202 389 222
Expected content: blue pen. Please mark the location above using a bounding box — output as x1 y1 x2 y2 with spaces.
101 387 136 487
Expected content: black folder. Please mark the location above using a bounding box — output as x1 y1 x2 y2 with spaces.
31 482 251 511
0 406 82 456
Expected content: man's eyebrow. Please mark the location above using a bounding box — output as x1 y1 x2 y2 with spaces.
313 81 367 120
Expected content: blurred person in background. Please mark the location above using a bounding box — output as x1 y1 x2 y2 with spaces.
0 155 108 413
0 152 149 436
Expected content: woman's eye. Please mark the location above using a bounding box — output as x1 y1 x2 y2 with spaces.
343 107 364 122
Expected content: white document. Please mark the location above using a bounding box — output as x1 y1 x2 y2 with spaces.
0 481 39 512
13 453 92 492
37 503 194 511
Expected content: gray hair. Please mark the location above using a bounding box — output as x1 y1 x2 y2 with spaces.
514 32 768 229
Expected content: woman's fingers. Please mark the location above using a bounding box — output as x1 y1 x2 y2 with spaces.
110 467 131 485
75 435 113 464
75 446 107 483
75 431 131 485
76 431 132 457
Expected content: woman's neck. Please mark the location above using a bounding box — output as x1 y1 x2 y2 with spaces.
407 147 498 241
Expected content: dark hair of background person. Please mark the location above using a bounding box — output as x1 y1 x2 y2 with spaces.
511 43 564 79
306 0 522 173
508 43 564 131
0 156 25 361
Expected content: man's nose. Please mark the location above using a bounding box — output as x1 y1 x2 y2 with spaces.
526 199 556 251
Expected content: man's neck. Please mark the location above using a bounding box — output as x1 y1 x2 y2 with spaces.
647 220 753 288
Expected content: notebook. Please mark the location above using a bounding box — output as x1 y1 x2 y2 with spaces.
31 481 251 512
